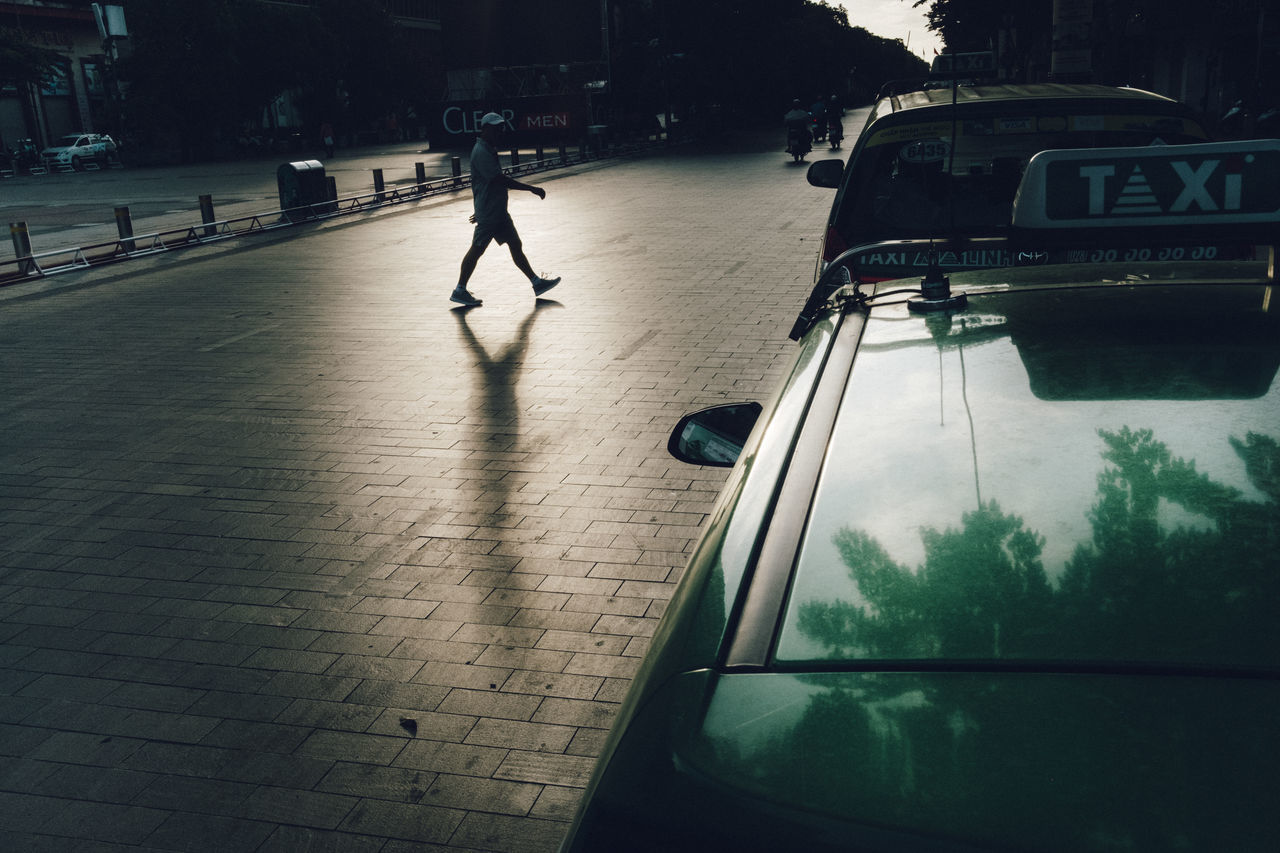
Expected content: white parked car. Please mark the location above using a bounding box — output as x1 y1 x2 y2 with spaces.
40 133 119 170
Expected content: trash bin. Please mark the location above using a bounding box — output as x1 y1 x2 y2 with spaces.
277 160 327 221
587 125 608 156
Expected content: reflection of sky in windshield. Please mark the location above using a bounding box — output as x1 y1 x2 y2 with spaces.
777 291 1279 662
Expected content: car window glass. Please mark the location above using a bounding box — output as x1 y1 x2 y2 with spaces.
838 115 1208 245
775 285 1280 668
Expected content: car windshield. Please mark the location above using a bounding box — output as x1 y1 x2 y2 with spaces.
59 135 86 146
836 112 1208 244
774 281 1280 670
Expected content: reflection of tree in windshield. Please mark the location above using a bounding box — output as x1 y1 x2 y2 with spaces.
1059 428 1280 666
801 501 1054 660
691 429 1280 851
799 426 1280 666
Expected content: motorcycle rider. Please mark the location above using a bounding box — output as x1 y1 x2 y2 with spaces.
826 95 844 149
810 98 827 142
784 99 812 160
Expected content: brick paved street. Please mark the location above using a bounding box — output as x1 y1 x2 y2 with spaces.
1 129 839 851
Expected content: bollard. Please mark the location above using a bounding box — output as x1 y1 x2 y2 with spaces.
114 205 135 253
326 175 338 213
451 156 462 187
372 168 385 203
510 148 520 167
559 142 567 164
10 220 33 274
414 161 426 192
535 145 544 162
199 194 216 237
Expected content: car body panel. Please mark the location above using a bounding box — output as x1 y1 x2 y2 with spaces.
571 667 1279 851
685 671 1279 851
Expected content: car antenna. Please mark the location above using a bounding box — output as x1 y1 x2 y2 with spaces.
945 54 960 235
910 56 966 315
909 252 967 313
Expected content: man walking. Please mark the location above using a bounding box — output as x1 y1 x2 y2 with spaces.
451 112 560 307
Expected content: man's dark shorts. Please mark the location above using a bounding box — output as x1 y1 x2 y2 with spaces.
472 214 520 249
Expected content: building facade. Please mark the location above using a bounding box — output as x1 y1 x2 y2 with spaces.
0 1 109 151
1 0 443 158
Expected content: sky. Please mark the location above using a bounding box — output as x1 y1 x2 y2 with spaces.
836 0 944 61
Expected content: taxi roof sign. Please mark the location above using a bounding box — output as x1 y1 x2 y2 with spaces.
1012 140 1280 229
929 51 995 78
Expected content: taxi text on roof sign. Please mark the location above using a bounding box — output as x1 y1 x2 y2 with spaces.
1013 140 1280 228
930 51 996 77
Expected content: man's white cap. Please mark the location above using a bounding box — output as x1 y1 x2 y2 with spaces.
480 112 505 127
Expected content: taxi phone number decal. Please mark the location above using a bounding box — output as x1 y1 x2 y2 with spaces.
1063 246 1223 263
854 245 1241 271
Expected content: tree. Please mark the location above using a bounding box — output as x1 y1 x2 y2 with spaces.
0 28 65 87
119 0 297 160
913 0 1270 98
914 0 1051 80
305 0 422 134
118 0 418 161
610 0 927 126
0 27 65 149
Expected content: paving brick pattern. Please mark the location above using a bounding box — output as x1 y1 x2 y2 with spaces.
0 132 834 851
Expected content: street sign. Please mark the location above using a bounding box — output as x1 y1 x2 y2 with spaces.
1013 140 1280 228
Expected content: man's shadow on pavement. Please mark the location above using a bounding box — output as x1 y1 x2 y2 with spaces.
451 297 563 451
451 299 562 540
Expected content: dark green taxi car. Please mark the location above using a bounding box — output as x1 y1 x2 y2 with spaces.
562 141 1280 851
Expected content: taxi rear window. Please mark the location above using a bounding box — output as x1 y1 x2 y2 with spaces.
773 285 1280 671
837 115 1208 243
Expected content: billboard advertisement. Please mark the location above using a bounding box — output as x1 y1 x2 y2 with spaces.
430 95 591 148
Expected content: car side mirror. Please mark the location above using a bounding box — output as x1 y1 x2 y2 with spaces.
806 159 844 188
667 402 762 467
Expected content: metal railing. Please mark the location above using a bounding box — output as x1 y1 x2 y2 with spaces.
2 134 665 288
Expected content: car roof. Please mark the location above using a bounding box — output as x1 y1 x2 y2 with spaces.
870 82 1189 124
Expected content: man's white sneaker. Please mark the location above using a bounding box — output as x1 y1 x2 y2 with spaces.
532 275 561 297
450 287 482 307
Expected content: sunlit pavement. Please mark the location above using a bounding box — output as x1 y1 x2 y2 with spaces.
0 121 852 851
